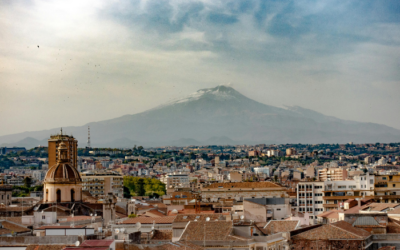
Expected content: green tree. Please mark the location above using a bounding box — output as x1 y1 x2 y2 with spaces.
24 177 32 188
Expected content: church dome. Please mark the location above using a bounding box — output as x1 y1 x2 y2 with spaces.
44 141 81 184
44 162 82 184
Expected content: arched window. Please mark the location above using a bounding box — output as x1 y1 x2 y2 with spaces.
46 189 49 202
56 189 61 203
71 189 75 202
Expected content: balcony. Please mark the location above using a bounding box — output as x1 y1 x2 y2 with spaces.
323 204 338 208
375 195 400 199
323 196 373 200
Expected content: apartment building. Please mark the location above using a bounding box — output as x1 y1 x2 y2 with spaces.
296 181 324 224
81 170 124 198
286 148 297 156
201 181 288 202
160 174 190 194
374 174 400 203
323 174 374 211
318 167 348 181
253 167 270 176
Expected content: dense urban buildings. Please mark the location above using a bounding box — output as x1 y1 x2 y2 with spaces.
1 139 400 249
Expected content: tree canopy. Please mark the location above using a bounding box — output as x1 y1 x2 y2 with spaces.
123 176 166 197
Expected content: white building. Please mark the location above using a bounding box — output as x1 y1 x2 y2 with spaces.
254 167 270 176
296 181 324 224
160 174 190 189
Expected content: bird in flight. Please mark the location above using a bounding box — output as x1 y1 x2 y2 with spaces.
37 45 39 48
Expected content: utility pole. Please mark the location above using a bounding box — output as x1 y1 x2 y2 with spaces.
87 126 91 148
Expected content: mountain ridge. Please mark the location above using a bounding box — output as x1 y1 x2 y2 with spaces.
1 85 400 148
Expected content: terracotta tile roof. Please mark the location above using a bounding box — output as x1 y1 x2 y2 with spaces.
378 246 396 250
122 216 176 224
116 212 128 219
387 218 400 233
2 221 30 233
387 206 400 214
0 228 12 235
81 240 114 247
344 205 364 214
0 206 32 212
0 217 22 224
26 245 72 250
203 181 283 189
174 214 226 223
65 248 107 250
361 203 400 212
317 209 342 219
42 205 70 212
115 205 126 215
292 221 370 240
151 230 172 240
263 220 299 234
144 210 166 217
180 221 242 241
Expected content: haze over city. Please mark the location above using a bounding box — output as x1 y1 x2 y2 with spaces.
1 0 400 137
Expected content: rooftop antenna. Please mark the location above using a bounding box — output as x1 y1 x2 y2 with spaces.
87 126 91 148
60 128 63 135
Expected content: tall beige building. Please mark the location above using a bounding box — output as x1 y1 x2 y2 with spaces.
48 129 78 169
318 167 347 181
286 148 297 156
81 170 124 198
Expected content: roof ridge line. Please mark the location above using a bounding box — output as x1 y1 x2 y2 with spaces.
330 223 364 238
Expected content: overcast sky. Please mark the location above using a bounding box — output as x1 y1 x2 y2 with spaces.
1 0 400 136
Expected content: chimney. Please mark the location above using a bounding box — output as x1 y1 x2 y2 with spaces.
357 198 361 207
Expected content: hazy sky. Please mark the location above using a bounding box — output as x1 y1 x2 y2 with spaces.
1 0 400 136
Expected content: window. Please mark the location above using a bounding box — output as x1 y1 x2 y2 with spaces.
370 180 373 184
276 208 281 211
383 177 387 180
42 215 45 220
349 185 356 189
393 184 396 187
338 185 346 189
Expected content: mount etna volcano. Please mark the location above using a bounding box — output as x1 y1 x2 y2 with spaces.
2 85 400 148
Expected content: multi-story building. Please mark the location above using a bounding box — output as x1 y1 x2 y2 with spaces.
286 148 297 156
32 170 46 182
228 171 242 182
306 166 315 179
374 174 400 203
296 181 324 223
201 181 288 202
318 167 348 181
323 174 374 211
0 185 12 205
81 170 124 198
48 129 78 169
254 167 270 176
0 147 26 155
160 174 190 190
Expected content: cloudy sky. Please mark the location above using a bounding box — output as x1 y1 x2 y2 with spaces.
1 0 400 136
